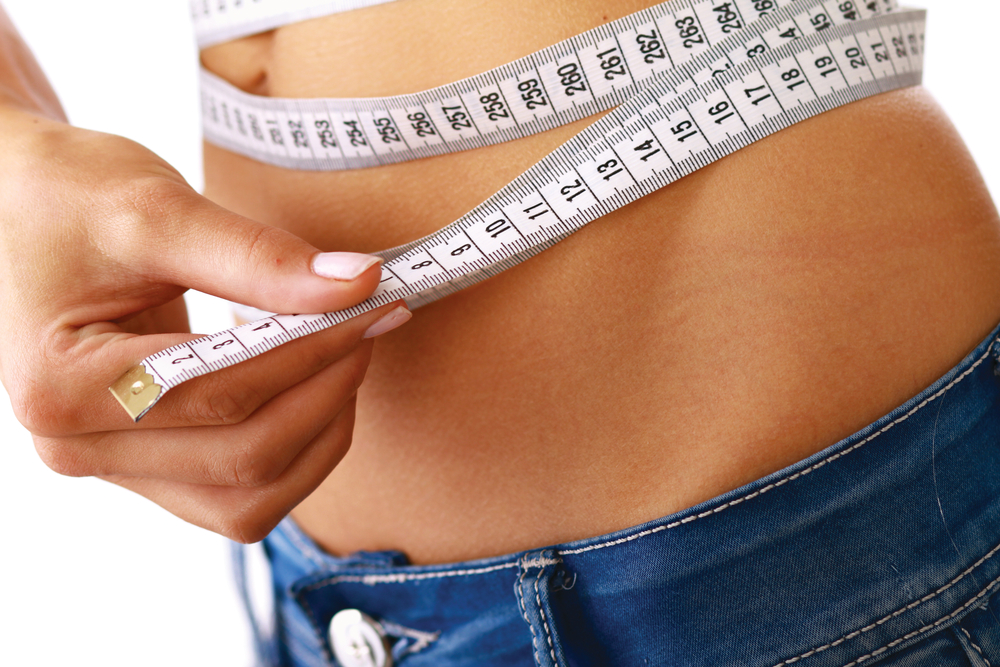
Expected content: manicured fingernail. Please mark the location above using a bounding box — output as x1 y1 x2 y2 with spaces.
364 306 412 339
312 252 382 281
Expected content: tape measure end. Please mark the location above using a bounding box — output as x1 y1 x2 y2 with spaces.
109 365 162 422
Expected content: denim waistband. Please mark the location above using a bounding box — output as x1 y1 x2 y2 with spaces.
254 321 1000 667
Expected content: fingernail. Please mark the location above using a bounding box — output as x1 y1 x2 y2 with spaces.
312 252 382 281
363 306 412 339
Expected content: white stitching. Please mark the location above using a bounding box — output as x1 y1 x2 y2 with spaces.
299 561 520 592
960 625 993 667
561 341 997 558
534 565 560 667
516 565 543 667
837 571 1000 667
766 540 1000 666
299 558 560 592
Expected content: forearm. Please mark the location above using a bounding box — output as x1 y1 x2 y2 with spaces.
0 4 65 120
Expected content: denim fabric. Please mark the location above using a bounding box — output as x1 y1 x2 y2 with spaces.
236 321 1000 667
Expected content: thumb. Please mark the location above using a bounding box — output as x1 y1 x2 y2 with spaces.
140 188 383 315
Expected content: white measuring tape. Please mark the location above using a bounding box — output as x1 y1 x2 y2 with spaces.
200 0 898 171
191 0 401 48
112 0 925 419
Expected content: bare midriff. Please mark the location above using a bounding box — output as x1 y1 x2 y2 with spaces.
201 0 1000 565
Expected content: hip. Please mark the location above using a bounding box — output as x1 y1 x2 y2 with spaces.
242 317 1000 667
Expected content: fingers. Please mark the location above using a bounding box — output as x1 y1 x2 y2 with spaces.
115 295 192 337
100 396 359 544
0 122 397 436
130 184 385 316
3 124 383 323
33 338 372 486
0 115 411 545
19 301 409 437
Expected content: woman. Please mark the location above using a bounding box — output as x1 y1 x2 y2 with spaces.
3 0 1000 665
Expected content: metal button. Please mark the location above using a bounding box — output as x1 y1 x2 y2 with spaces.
329 609 393 667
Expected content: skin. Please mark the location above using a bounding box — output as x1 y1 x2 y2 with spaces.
2 0 999 565
203 0 1000 564
0 4 408 544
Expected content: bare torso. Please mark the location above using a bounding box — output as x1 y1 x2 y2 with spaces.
201 0 1000 564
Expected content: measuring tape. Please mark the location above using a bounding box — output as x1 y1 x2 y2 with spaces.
113 0 925 419
191 0 401 48
200 0 898 171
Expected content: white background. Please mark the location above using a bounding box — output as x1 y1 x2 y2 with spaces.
0 1 997 665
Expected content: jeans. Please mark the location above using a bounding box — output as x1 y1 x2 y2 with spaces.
236 320 1000 667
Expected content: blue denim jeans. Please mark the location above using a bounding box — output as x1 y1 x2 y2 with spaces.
236 321 1000 667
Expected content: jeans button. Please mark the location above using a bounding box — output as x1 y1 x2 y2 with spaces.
329 609 393 667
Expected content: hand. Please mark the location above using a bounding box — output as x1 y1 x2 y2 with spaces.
0 105 410 543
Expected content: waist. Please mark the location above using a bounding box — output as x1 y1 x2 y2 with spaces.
200 1 1000 564
258 321 1000 666
210 87 1000 565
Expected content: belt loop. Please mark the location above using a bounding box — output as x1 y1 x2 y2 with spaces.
515 550 569 667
